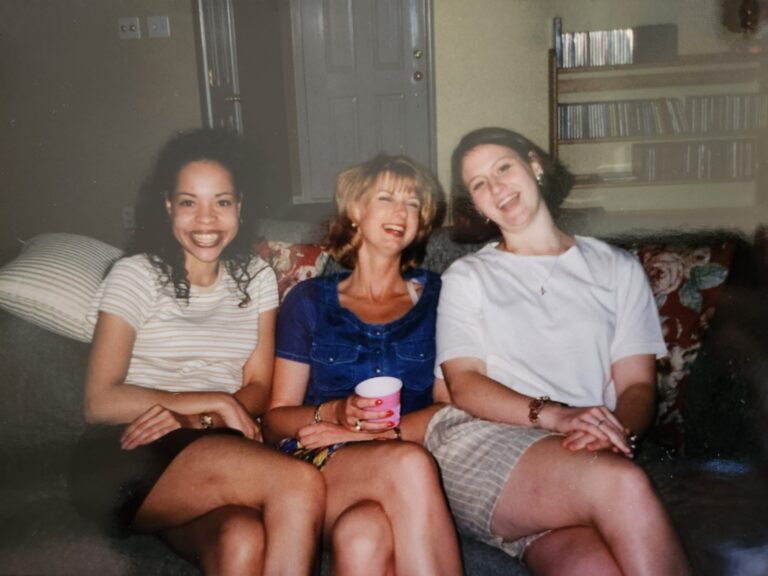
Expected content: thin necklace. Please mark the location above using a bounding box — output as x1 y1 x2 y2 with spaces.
500 236 572 296
538 254 562 296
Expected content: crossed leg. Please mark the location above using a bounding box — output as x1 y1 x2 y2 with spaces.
330 500 394 576
133 434 325 576
491 436 690 576
161 505 267 575
321 441 462 576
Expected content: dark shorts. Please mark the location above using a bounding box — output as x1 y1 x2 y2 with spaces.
68 424 242 536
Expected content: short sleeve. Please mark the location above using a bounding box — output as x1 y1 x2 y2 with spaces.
87 257 157 331
249 260 279 313
436 260 486 371
275 280 317 363
611 253 668 361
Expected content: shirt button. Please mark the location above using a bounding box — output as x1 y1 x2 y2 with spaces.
328 357 334 362
375 330 381 336
375 368 381 374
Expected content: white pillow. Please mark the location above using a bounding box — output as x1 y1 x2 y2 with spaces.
0 233 123 342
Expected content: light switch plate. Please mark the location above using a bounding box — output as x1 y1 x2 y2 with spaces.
147 15 171 38
117 16 141 40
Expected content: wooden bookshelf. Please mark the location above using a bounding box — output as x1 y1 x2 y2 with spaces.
549 39 768 211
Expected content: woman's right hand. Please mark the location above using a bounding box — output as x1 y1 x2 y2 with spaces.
543 404 631 456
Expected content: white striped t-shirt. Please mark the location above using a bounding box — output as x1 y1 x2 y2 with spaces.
86 254 278 394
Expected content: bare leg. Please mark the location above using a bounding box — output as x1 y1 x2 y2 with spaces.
134 435 325 576
330 500 394 576
525 526 621 576
491 436 690 576
161 505 266 575
322 441 462 576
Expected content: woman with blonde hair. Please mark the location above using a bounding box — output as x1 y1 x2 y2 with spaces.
264 154 462 576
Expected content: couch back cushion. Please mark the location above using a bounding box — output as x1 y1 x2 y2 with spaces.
628 241 736 451
254 241 329 302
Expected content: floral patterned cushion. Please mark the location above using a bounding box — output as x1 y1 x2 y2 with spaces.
254 241 329 302
629 242 736 451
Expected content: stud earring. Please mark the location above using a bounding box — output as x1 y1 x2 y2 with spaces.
536 173 543 186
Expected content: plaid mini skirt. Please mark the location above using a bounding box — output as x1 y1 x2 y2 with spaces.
425 405 556 558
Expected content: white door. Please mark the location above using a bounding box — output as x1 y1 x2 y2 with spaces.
290 0 435 203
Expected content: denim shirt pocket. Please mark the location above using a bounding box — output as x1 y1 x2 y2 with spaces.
393 339 435 392
309 343 360 396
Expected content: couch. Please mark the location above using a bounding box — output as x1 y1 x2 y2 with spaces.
0 219 767 575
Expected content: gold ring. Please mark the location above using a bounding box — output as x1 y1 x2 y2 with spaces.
354 419 362 431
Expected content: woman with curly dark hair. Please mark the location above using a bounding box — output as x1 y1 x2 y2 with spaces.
70 128 324 575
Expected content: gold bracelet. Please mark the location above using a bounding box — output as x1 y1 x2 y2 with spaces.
313 403 323 424
528 396 550 425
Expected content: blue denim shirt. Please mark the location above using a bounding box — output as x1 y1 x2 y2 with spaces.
276 269 440 415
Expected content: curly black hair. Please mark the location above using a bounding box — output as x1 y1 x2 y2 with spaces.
451 127 574 226
127 128 258 307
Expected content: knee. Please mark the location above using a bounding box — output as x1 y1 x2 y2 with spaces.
599 458 656 508
332 501 393 570
385 442 440 489
277 461 326 516
211 507 265 573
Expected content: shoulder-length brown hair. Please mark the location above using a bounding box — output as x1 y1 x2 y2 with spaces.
324 154 443 271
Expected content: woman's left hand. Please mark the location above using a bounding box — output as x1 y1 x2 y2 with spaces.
562 429 634 458
297 421 381 449
546 405 632 456
120 404 190 450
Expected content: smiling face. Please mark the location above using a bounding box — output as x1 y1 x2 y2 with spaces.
461 143 545 232
165 160 240 282
352 171 422 259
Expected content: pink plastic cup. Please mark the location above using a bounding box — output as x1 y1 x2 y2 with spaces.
354 376 402 426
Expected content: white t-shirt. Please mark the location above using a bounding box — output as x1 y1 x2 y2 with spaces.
436 236 667 409
87 254 279 394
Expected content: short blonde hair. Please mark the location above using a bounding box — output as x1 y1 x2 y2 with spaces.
324 154 442 270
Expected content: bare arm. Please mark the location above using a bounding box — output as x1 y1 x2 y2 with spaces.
611 354 657 437
263 358 442 447
262 357 315 444
441 357 532 425
84 311 243 424
234 308 277 417
562 353 656 455
86 311 261 450
443 356 631 454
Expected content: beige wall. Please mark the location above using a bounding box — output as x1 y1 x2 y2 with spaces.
2 0 765 262
0 0 202 262
433 0 767 236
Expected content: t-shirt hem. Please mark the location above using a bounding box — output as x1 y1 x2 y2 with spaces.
612 343 669 362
